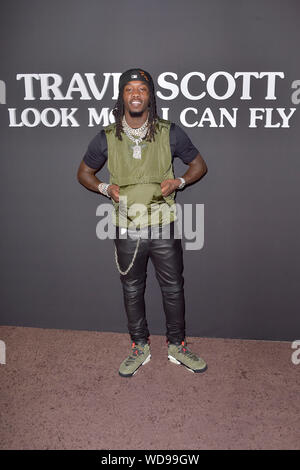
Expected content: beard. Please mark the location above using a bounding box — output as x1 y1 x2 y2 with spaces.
128 109 144 118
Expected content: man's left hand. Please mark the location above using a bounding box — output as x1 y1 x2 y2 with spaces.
160 179 181 197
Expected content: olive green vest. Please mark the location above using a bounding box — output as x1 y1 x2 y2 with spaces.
105 117 177 228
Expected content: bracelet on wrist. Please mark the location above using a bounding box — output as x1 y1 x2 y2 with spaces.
98 182 111 198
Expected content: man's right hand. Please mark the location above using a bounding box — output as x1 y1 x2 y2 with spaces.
107 184 120 203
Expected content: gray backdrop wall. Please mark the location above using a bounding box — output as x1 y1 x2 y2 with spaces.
0 0 299 341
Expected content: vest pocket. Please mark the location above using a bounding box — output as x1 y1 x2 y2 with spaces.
119 183 165 208
117 184 176 228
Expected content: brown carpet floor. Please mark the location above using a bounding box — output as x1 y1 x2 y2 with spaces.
0 326 299 450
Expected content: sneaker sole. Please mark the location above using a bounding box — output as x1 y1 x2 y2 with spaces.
168 354 207 373
119 353 151 377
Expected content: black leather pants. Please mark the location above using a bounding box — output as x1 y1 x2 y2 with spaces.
114 221 186 345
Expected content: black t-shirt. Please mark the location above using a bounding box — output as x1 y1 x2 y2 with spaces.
83 122 199 169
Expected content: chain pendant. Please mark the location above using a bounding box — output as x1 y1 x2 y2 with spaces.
132 144 142 159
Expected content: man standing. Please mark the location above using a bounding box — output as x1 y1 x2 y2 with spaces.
77 68 208 377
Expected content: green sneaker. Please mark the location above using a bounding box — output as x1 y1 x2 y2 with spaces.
168 340 207 373
119 341 151 377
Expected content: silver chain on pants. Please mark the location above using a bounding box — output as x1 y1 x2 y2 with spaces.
114 236 141 276
114 222 178 275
